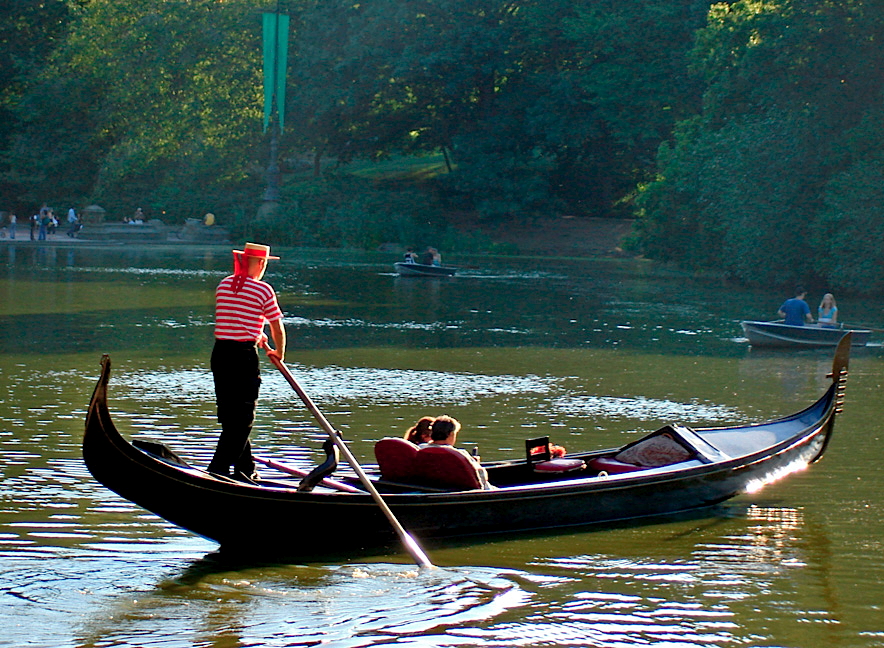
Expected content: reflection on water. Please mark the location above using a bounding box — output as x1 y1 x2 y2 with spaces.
2 245 884 646
77 561 527 648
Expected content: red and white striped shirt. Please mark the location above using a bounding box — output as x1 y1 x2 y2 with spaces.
214 275 283 341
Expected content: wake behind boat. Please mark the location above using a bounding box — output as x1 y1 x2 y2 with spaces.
741 320 870 348
394 261 456 277
82 335 852 560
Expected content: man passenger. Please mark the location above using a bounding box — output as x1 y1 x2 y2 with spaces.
777 286 814 326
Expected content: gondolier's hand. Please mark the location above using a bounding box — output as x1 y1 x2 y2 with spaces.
258 333 284 362
265 346 283 361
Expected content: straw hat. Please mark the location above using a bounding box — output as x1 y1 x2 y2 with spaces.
233 242 279 260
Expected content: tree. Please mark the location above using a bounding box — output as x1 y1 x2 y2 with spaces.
7 0 268 218
0 0 74 210
637 0 884 292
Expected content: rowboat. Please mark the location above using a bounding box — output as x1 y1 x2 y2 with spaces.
741 320 870 348
393 261 456 277
82 335 851 559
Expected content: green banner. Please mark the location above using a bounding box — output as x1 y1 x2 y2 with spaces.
262 12 289 133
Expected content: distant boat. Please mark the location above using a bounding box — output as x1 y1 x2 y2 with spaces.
394 261 456 277
741 320 870 348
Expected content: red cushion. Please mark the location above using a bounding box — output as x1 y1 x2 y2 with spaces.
413 445 482 490
374 438 420 481
533 458 586 473
587 457 642 474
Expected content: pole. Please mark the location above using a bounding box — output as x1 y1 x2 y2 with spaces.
269 355 434 569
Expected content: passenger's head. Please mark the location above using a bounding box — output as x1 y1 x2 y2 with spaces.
405 416 434 444
795 285 807 298
430 415 461 444
820 293 836 308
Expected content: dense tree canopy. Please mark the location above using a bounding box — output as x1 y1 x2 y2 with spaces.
637 0 884 292
2 0 883 292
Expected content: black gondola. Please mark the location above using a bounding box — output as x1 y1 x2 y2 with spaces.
82 335 851 559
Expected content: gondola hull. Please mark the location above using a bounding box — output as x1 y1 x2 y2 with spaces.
394 262 457 277
741 320 870 347
83 336 851 559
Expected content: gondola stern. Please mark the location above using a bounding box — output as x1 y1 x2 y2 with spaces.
82 354 131 483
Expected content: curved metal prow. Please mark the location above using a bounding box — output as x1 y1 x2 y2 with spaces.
297 438 340 492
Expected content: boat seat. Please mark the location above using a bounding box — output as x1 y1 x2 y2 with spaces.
613 430 694 467
588 428 696 476
587 456 643 475
374 437 420 482
412 445 483 491
525 436 585 474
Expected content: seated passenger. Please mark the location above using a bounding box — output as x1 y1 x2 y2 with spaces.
777 286 813 326
818 293 838 327
404 416 434 444
423 415 491 489
403 247 418 264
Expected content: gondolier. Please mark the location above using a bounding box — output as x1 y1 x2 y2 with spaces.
208 242 286 481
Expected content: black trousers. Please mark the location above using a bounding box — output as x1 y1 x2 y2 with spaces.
208 339 261 476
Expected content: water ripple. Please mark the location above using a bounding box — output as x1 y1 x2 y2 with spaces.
115 366 559 407
552 394 742 423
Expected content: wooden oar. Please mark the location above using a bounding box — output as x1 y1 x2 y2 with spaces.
253 455 363 493
841 322 884 333
267 354 434 569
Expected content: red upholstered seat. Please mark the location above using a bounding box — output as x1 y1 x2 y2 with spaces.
587 457 642 475
412 445 483 491
533 457 586 473
374 437 420 481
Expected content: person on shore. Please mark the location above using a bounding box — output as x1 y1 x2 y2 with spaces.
66 208 80 237
7 213 15 239
37 207 50 241
424 415 492 489
208 242 286 482
404 416 434 444
777 287 813 326
30 213 37 240
818 293 838 327
132 207 144 224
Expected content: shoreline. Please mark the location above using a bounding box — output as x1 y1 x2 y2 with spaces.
1 216 637 258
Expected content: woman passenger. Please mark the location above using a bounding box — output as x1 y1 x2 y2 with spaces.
404 416 434 445
818 293 838 327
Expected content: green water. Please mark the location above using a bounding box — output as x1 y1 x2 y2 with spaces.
2 242 884 647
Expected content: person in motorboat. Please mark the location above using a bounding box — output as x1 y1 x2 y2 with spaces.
208 242 286 482
403 247 418 264
818 293 838 327
422 415 492 489
777 286 814 326
403 416 434 444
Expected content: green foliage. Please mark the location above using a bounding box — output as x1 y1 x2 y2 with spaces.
637 0 884 293
246 173 449 249
813 103 884 293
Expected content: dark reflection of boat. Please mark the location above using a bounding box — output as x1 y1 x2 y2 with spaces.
741 320 870 348
82 336 851 559
394 261 457 277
